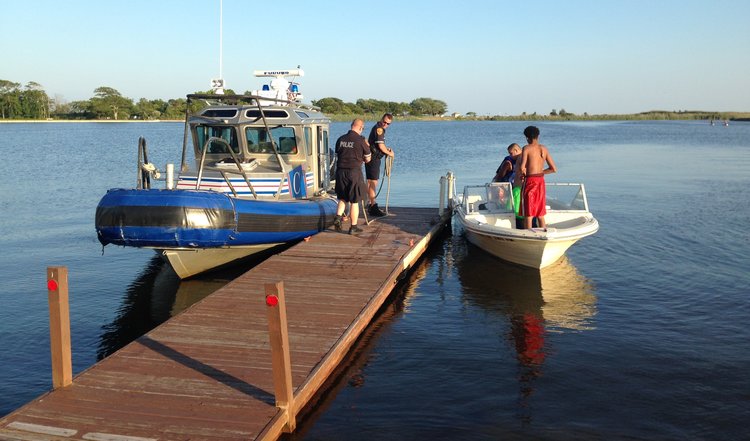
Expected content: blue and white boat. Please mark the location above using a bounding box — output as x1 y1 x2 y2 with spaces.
95 70 338 278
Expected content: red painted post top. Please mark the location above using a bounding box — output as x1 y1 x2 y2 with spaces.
266 295 279 307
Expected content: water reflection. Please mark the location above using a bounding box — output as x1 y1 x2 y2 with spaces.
455 242 597 332
97 256 178 360
454 239 597 422
288 251 433 440
537 256 597 332
96 254 261 360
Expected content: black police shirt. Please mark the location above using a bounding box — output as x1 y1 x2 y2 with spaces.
367 122 386 159
336 130 371 169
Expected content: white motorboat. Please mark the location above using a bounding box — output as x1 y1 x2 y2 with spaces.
454 181 599 269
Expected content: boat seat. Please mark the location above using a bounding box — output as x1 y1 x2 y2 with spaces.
208 141 229 154
279 137 297 154
465 195 484 213
478 200 513 213
248 141 273 153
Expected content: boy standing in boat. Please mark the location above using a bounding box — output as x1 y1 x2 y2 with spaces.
493 143 521 183
333 119 371 234
519 126 557 230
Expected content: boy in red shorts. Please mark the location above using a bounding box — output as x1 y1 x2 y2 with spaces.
519 126 557 230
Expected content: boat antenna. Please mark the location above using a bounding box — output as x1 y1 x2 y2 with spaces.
290 65 301 87
211 0 225 95
219 0 223 81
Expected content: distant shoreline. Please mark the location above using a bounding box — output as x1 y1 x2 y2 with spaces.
0 119 183 123
1 113 748 124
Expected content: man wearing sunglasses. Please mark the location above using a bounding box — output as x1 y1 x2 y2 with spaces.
365 113 395 217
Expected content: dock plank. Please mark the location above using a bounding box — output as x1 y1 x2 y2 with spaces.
0 207 447 441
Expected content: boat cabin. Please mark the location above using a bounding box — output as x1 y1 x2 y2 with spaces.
176 71 333 200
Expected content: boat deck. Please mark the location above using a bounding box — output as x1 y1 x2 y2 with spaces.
0 207 448 441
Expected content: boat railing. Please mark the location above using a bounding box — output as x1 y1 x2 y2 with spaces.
137 137 151 189
196 137 258 199
180 93 312 174
136 137 174 190
252 104 289 199
185 93 322 113
184 93 293 200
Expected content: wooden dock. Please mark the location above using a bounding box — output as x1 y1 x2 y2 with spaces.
0 207 448 441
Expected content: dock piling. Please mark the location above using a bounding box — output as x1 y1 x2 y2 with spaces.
265 281 296 432
47 266 72 389
439 171 457 215
439 175 446 215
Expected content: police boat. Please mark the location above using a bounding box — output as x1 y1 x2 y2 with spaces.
95 69 338 278
454 181 599 269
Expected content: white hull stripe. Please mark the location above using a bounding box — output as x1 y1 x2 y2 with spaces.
177 173 314 195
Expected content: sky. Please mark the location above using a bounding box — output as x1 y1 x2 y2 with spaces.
2 0 749 115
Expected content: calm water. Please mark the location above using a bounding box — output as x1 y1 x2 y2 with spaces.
1 120 748 440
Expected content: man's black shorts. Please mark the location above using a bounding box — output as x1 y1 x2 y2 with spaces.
365 157 381 180
335 168 366 203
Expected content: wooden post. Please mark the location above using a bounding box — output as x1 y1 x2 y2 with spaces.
439 175 446 216
47 266 72 389
264 281 295 432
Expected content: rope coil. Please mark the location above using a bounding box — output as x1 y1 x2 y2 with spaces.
141 163 161 179
374 155 394 199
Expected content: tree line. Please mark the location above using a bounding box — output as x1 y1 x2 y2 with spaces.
0 80 52 119
1 79 449 120
310 97 448 117
0 80 191 120
5 78 741 122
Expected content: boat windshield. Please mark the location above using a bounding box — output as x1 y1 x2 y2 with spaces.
462 183 514 214
246 126 298 154
195 125 240 153
545 183 589 211
462 183 590 214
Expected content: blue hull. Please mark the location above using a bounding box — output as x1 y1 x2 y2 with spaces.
95 189 337 248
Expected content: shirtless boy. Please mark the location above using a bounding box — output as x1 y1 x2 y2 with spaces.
519 126 557 230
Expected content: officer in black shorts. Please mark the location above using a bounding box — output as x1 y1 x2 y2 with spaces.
333 118 371 234
365 113 395 217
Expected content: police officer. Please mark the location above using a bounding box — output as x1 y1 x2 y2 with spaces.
333 118 371 234
365 113 395 216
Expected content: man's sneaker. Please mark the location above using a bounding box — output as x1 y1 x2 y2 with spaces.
369 203 386 217
349 225 364 235
333 215 343 232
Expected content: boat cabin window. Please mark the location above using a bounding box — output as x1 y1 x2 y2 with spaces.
195 125 240 153
246 126 298 154
201 109 238 118
245 109 290 119
304 127 313 156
